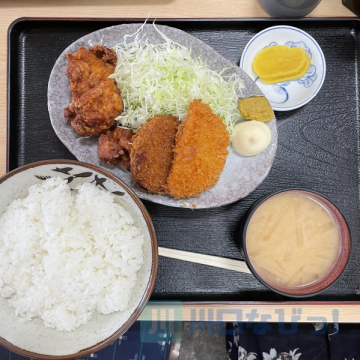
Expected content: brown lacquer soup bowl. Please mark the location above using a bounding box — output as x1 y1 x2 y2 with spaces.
241 189 351 298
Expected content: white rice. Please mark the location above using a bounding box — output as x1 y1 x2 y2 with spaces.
0 177 144 331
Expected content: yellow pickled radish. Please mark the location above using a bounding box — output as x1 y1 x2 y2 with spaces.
259 55 310 80
255 47 309 79
260 57 310 84
253 45 311 85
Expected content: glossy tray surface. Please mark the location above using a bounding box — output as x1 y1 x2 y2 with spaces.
7 18 360 301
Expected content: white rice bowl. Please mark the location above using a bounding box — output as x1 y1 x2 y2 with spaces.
0 162 155 357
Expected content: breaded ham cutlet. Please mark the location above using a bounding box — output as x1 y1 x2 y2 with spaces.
166 100 230 198
130 115 180 193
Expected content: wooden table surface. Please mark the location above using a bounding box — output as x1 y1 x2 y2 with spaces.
0 0 359 323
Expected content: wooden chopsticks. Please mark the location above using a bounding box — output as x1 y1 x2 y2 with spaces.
158 247 252 274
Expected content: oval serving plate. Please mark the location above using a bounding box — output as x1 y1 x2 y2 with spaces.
48 23 278 209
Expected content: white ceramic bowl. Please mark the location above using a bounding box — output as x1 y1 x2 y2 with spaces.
240 25 326 111
0 160 158 359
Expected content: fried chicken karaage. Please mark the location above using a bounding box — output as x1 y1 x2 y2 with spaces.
130 115 180 193
98 127 133 170
166 99 230 198
64 46 123 136
70 80 122 136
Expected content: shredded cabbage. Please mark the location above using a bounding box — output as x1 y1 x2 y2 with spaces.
110 22 244 134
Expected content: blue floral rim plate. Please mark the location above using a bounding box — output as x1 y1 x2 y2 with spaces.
240 26 326 111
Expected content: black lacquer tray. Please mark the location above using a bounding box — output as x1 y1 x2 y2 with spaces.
7 17 360 302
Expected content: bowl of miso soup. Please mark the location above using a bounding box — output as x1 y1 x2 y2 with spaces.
242 189 351 297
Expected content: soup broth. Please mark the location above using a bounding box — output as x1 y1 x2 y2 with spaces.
246 191 340 288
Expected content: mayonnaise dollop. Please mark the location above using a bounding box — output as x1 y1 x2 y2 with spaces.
232 120 271 156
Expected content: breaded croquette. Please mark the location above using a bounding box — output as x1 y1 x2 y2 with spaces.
130 115 180 193
166 99 230 198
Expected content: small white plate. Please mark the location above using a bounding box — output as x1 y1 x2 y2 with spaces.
240 25 326 111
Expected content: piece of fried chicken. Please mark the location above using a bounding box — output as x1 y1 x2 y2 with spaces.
65 46 116 101
98 127 133 170
166 99 230 198
70 80 123 136
64 46 123 136
130 115 180 193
